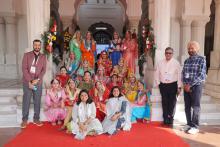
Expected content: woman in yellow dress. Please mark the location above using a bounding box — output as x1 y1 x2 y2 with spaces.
123 72 138 102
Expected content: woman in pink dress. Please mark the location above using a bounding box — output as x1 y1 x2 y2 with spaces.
44 79 66 126
122 31 138 74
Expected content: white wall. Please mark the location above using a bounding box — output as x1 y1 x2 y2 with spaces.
0 0 14 15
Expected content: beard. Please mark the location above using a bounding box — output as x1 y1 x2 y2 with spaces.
34 48 40 53
188 51 196 56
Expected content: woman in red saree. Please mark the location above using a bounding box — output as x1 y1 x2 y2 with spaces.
97 51 112 76
89 81 110 122
80 31 96 68
121 31 138 74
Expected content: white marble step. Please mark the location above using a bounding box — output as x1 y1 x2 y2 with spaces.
0 96 16 103
0 111 17 122
0 89 23 96
176 103 220 111
16 108 47 123
175 111 220 120
0 102 17 112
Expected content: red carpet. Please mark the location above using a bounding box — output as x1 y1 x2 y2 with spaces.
5 122 189 147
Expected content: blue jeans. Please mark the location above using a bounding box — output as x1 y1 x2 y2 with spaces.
22 83 42 121
184 84 202 128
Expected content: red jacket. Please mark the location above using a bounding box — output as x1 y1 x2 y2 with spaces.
22 51 46 84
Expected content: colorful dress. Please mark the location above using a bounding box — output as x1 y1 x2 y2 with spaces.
69 39 82 62
65 58 80 79
131 91 151 122
77 81 94 91
122 39 138 73
94 75 109 85
80 40 96 68
89 88 110 121
109 40 122 66
69 102 103 139
97 53 112 76
64 88 80 107
102 96 131 135
44 89 66 123
55 74 70 88
123 81 138 102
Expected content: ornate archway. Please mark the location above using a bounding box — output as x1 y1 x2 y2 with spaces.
88 22 114 44
71 0 128 35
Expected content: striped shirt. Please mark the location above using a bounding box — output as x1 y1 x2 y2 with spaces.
182 54 206 86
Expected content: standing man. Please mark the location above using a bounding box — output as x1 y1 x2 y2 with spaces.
155 47 182 126
21 39 47 128
182 41 206 134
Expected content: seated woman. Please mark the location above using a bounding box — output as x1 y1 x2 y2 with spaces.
94 66 109 84
106 74 122 91
60 79 80 131
97 51 112 76
102 86 131 135
44 79 66 126
115 58 128 79
123 73 138 102
78 71 94 91
68 90 103 140
55 66 70 88
131 81 151 123
77 60 94 80
89 81 110 122
65 51 80 79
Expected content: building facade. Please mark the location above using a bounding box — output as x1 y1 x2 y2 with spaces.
0 0 219 98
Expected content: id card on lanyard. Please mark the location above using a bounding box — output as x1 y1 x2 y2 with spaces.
30 56 39 74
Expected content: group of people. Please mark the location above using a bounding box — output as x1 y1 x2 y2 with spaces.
20 30 151 140
20 30 206 140
155 41 206 135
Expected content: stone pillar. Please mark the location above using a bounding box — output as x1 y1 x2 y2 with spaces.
26 0 52 87
0 17 5 64
213 0 220 52
191 18 209 56
4 16 17 65
154 0 171 64
204 0 220 99
128 16 140 33
180 19 192 64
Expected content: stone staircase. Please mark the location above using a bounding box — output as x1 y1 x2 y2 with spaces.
150 88 220 125
0 88 220 127
0 89 47 128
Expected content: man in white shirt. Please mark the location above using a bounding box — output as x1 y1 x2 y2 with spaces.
155 47 182 126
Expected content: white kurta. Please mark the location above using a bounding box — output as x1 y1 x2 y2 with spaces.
102 96 131 134
70 102 103 137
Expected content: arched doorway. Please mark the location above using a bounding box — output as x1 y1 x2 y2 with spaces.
73 0 127 36
88 22 114 44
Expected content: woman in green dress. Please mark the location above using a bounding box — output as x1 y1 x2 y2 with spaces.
69 30 82 62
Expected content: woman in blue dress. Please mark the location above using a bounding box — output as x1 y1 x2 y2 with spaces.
109 32 122 66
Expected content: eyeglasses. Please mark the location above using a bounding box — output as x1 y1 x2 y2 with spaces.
165 52 173 55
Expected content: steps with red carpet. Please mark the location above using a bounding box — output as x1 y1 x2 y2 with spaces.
4 122 189 147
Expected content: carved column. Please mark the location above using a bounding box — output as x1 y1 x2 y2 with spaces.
4 16 17 65
154 0 171 64
191 19 209 56
0 17 5 64
205 0 220 99
180 19 192 64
